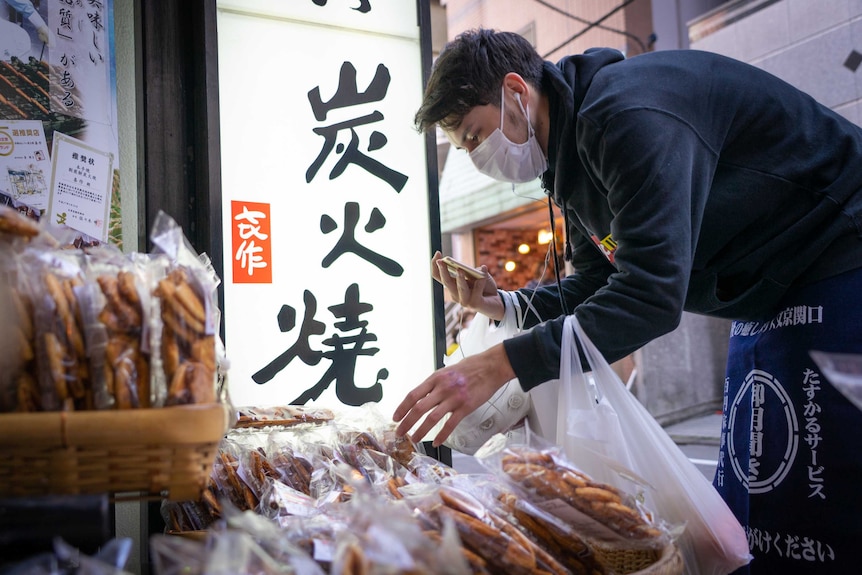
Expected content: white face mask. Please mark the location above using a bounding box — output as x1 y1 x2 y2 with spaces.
469 86 548 183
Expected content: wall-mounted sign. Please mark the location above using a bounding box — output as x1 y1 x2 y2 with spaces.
217 0 437 416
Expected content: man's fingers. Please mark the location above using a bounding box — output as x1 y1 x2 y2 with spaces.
393 390 418 422
455 270 475 303
392 384 427 435
394 378 453 436
432 408 467 447
470 276 488 306
395 395 443 440
395 412 417 438
394 371 467 440
436 260 458 293
395 404 430 438
435 258 482 308
410 402 451 444
430 252 444 282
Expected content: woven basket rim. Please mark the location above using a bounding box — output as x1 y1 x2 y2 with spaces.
631 544 684 575
0 404 229 501
0 403 229 448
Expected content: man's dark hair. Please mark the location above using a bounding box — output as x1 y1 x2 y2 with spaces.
414 28 544 133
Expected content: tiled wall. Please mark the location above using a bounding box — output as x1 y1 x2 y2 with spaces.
691 0 862 125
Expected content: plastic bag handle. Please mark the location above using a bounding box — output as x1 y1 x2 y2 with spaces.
561 315 601 409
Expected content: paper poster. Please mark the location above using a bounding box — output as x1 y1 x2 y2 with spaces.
47 0 113 126
0 120 52 210
0 0 121 245
47 132 113 241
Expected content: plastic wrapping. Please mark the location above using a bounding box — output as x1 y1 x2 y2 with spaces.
149 211 225 407
150 404 677 573
497 489 607 575
403 481 569 575
0 210 224 413
326 486 471 575
29 252 92 411
2 537 134 575
221 503 325 574
475 437 670 555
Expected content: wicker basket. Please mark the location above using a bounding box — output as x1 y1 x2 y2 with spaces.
0 404 229 501
592 542 684 575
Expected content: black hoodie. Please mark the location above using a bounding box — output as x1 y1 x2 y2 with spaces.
503 48 862 390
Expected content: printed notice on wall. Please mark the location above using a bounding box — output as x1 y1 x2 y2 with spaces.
47 132 114 242
0 120 52 211
0 0 122 246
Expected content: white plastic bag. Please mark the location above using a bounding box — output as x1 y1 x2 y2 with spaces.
441 291 531 455
558 315 751 575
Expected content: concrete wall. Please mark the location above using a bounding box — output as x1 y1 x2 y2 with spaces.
650 0 727 50
635 315 730 425
690 0 862 125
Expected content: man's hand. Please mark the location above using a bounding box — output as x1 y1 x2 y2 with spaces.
431 251 504 321
392 343 515 446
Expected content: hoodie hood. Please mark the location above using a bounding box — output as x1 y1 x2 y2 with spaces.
539 48 625 261
540 48 625 205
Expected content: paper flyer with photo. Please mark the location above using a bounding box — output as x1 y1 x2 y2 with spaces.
47 132 113 242
0 120 52 211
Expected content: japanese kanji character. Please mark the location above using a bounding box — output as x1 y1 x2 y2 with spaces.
306 62 407 192
291 283 388 406
252 291 325 383
321 201 404 276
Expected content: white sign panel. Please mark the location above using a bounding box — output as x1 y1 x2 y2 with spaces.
217 0 437 417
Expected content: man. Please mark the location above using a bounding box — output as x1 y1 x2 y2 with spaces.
393 28 862 573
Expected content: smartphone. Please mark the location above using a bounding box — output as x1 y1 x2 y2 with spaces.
440 256 485 280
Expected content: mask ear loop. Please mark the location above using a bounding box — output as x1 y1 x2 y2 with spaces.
499 85 506 131
514 91 535 140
